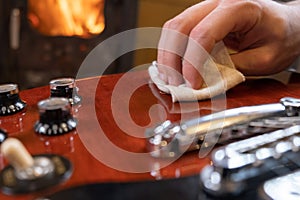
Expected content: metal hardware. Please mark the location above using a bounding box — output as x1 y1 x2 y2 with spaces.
0 138 73 194
200 125 300 197
34 98 77 135
259 169 300 200
146 97 300 158
0 129 8 144
49 78 82 105
0 84 26 116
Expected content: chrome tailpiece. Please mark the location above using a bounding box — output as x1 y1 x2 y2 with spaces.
146 97 300 158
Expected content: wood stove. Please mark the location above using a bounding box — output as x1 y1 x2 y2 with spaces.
0 0 138 89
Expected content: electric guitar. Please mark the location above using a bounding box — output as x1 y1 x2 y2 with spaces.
0 71 299 200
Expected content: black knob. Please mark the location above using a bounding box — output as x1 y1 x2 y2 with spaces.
49 78 81 105
34 98 77 136
0 84 26 116
0 129 8 144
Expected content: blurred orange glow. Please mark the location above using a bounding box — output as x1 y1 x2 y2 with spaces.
27 0 105 38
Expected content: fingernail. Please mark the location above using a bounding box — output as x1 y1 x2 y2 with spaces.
152 60 158 67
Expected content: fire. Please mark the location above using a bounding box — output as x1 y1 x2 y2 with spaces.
27 0 105 38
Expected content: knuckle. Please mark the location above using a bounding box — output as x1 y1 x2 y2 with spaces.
221 0 262 14
163 16 187 31
189 28 211 41
259 52 276 67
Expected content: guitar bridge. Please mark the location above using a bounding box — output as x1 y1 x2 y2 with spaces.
200 125 300 197
146 97 300 158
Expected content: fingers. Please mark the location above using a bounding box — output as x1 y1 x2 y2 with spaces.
186 1 263 88
157 0 219 88
157 30 186 85
158 0 263 89
189 0 262 54
182 60 203 89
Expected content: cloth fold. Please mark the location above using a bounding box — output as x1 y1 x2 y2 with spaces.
148 42 245 102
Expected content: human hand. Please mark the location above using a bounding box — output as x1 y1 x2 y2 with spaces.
157 0 300 89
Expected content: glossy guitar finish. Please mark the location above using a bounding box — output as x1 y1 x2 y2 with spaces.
0 71 299 200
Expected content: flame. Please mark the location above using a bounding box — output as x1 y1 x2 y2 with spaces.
27 0 105 38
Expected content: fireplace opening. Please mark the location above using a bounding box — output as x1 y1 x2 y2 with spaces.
27 0 105 38
0 0 138 89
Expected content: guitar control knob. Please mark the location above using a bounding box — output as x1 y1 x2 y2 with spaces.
0 84 26 116
50 78 81 105
0 138 72 194
34 98 77 136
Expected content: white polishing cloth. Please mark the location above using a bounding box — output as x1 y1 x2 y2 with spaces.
148 42 245 102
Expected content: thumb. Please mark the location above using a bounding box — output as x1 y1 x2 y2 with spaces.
230 48 277 75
